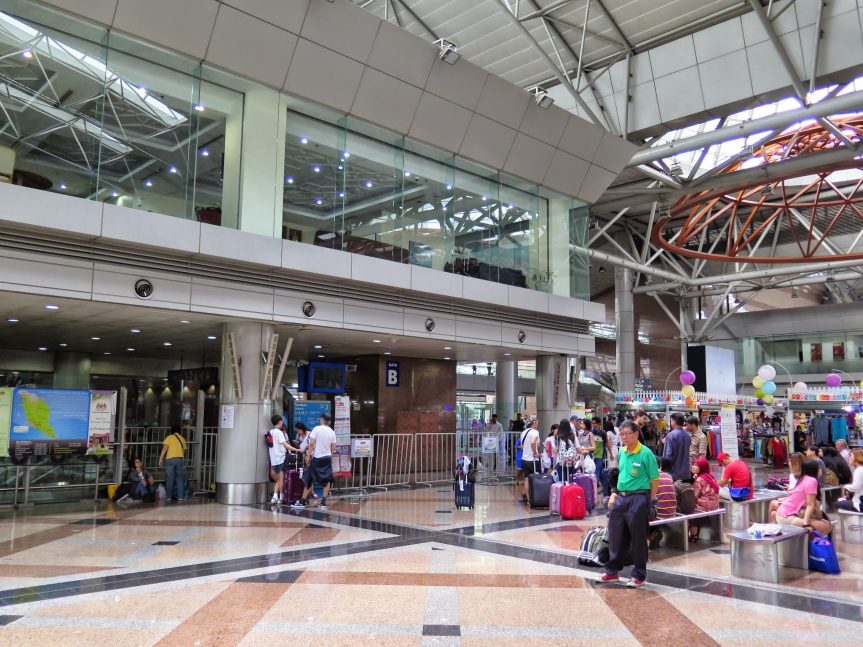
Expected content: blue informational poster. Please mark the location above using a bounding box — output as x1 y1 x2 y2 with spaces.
293 400 332 432
9 388 91 459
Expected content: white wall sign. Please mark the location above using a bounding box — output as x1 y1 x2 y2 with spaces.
720 404 738 460
220 405 235 429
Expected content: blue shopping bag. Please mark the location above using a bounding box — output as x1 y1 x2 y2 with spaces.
808 531 841 574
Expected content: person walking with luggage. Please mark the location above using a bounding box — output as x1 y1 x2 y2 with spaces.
291 413 337 509
663 413 692 482
520 417 541 503
158 426 187 502
601 420 660 588
268 415 290 505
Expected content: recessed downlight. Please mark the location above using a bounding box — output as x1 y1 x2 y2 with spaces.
7 318 18 323
207 335 217 340
126 348 135 351
444 357 451 360
372 339 382 343
45 304 59 310
103 352 111 355
59 343 67 347
38 346 47 351
313 345 322 349
503 352 511 356
443 346 452 350
130 328 141 334
180 320 190 324
163 342 172 347
91 336 101 341
317 354 325 358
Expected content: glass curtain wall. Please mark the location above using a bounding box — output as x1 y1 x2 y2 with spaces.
0 8 241 224
282 112 571 295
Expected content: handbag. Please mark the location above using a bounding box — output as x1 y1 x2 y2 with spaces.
729 487 751 501
808 531 840 574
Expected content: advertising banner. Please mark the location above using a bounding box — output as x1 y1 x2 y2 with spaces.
333 395 352 477
9 388 91 459
0 387 12 458
720 404 737 460
351 437 374 458
86 390 116 456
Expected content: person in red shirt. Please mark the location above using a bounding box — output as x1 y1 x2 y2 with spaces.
717 452 753 500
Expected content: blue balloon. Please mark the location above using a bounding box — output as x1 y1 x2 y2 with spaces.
762 381 777 395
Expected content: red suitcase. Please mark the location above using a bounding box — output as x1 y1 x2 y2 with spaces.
560 483 586 520
283 468 305 503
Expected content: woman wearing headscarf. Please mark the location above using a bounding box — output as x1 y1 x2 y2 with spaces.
688 457 720 542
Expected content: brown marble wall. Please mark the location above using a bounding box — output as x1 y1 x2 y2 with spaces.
342 355 456 436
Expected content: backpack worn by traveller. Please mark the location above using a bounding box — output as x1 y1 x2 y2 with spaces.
674 480 697 514
264 430 274 448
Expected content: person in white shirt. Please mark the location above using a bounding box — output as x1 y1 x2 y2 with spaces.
519 417 540 503
837 439 853 466
837 448 863 513
487 413 504 472
267 415 289 505
291 413 337 510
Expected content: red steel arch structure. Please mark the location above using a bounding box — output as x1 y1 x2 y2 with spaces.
652 114 863 264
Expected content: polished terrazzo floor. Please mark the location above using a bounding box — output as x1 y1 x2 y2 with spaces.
0 481 861 646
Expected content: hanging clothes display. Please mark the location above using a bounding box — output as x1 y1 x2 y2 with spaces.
812 414 831 445
831 416 848 443
772 436 788 468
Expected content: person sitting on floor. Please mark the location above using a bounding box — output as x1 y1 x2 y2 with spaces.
688 457 720 542
648 457 678 549
125 457 155 502
836 448 863 513
772 459 832 535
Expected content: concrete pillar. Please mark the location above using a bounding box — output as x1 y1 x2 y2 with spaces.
216 321 275 505
536 355 570 434
53 352 91 389
615 266 636 391
495 360 516 424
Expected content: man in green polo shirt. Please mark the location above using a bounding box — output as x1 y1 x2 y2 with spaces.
600 420 660 588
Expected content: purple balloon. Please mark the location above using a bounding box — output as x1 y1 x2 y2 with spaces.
756 398 764 406
680 370 696 386
825 373 842 387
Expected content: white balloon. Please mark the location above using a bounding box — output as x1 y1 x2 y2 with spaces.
757 365 776 381
793 381 808 391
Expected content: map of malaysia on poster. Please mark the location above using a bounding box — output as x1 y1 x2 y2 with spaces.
9 388 91 459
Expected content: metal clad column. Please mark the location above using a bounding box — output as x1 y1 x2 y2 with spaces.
495 360 516 424
536 356 570 432
615 266 636 391
216 321 274 504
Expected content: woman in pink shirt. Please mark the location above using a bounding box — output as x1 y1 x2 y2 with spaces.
773 460 831 535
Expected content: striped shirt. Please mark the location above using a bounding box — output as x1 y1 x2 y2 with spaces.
655 472 677 519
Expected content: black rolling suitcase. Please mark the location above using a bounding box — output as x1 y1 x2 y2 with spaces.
528 472 553 508
454 478 475 509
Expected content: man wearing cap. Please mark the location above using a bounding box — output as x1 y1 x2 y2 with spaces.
600 420 660 588
717 452 753 500
291 413 337 510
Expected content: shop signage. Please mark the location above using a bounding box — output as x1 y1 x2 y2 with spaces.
385 360 400 387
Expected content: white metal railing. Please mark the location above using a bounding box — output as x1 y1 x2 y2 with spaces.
365 433 415 491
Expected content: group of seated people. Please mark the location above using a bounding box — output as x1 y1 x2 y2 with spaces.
648 456 722 547
766 446 863 533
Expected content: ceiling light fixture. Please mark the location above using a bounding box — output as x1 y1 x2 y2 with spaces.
315 198 323 205
130 328 141 333
314 345 322 349
38 346 47 351
127 347 135 351
145 179 153 187
300 137 308 144
163 341 172 346
286 176 294 184
503 352 512 356
312 165 321 173
59 343 67 347
443 346 452 350
169 166 178 174
372 339 382 343
343 151 350 158
59 183 66 190
444 357 451 360
318 354 326 358
45 304 59 310
180 320 190 324
104 351 111 355
365 180 373 188
7 317 18 323
194 104 205 112
434 38 461 64
207 335 217 340
22 49 33 59
200 149 209 157
529 86 554 109
91 337 101 341
384 351 391 355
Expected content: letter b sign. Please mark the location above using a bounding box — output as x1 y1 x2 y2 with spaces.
385 360 400 387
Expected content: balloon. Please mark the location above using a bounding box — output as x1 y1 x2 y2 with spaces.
756 398 764 406
825 373 842 387
793 381 808 391
758 365 776 381
684 397 696 407
762 381 777 395
754 387 765 398
680 370 696 385
763 394 774 405
752 376 765 388
681 384 695 397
